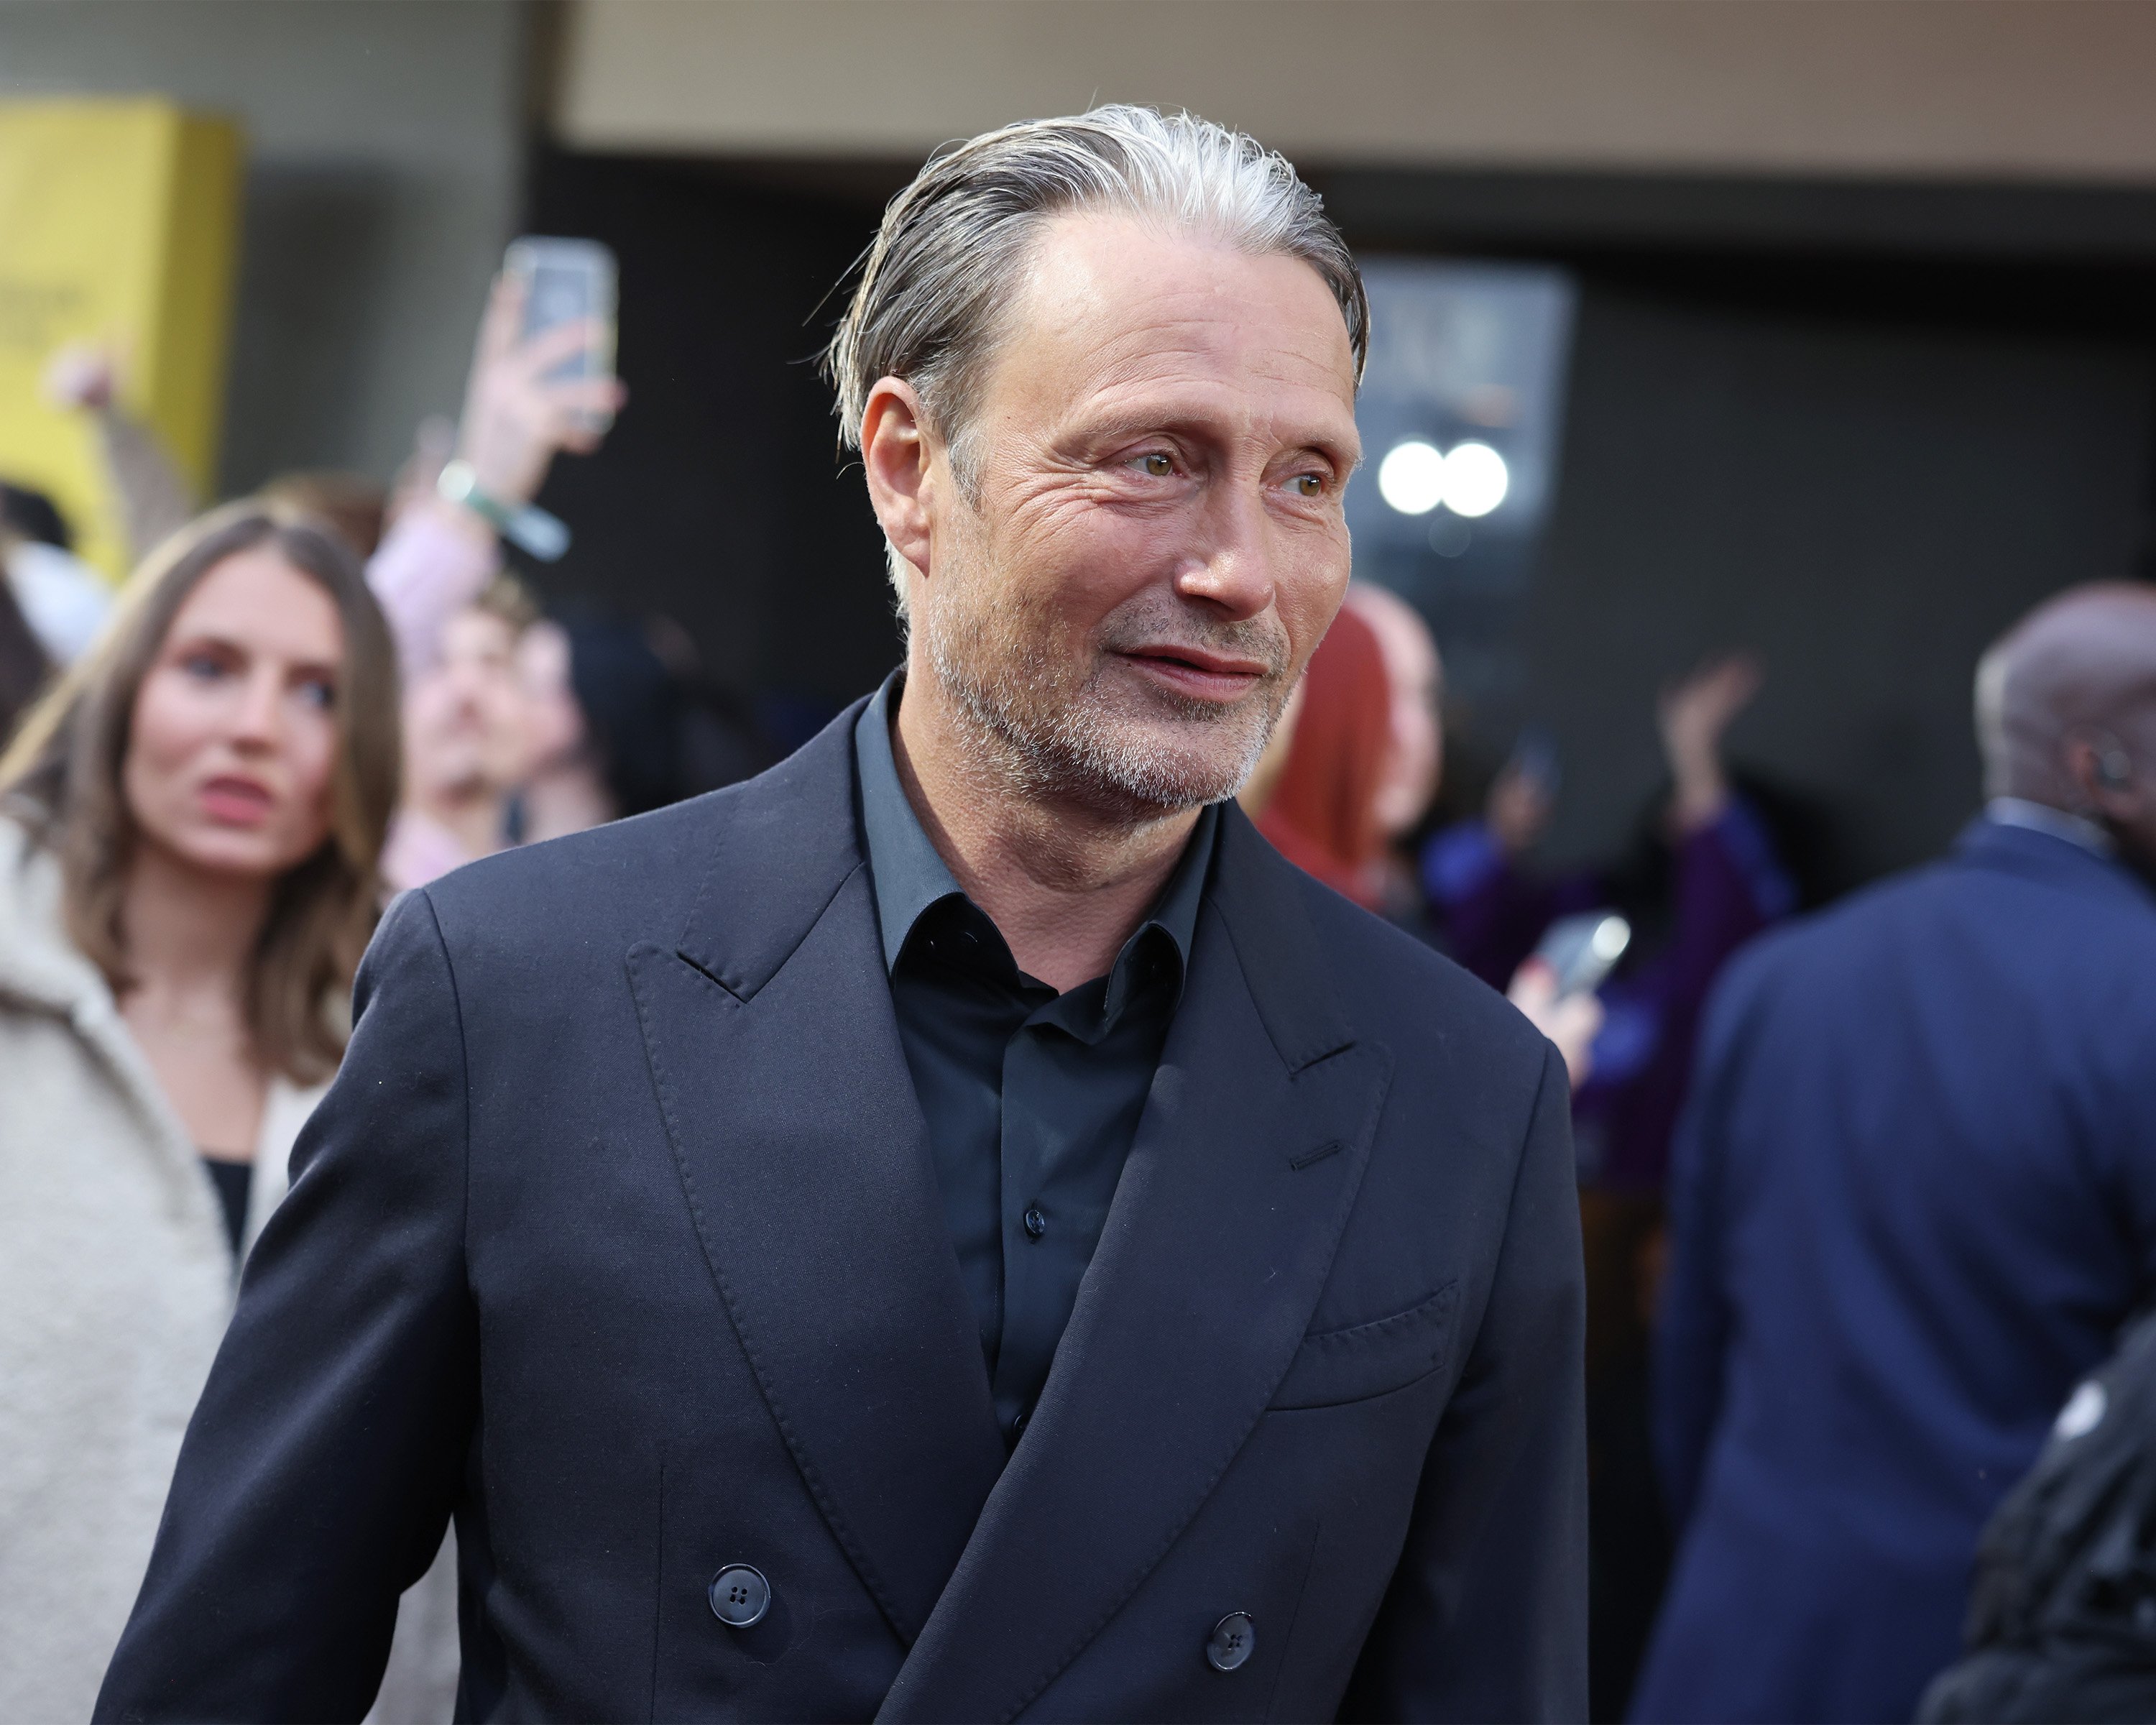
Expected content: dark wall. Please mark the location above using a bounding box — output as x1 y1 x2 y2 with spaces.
1321 170 2156 886
525 150 2156 884
1526 276 2152 883
523 152 906 732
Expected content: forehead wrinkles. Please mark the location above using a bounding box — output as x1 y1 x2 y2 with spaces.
1078 312 1353 403
991 218 1355 415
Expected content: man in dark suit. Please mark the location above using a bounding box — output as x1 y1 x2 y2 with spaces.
98 106 1585 1723
1633 583 2156 1724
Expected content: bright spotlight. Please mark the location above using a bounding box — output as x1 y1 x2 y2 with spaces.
1442 442 1510 518
1377 439 1447 516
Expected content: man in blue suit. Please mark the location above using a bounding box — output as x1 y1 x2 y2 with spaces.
1634 583 2156 1724
96 109 1585 1723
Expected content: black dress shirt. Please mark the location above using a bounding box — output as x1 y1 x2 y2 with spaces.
853 674 1217 1443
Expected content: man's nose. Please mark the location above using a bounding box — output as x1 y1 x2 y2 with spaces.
1173 482 1277 621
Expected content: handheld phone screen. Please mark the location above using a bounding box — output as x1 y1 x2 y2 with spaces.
503 236 617 429
1531 911 1631 998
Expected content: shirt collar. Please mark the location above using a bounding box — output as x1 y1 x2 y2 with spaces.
855 673 967 972
852 671 1217 996
1986 796 2115 858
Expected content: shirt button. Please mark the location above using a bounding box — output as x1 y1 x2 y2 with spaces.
1009 1406 1031 1443
1207 1611 1256 1672
708 1564 770 1628
1023 1205 1047 1241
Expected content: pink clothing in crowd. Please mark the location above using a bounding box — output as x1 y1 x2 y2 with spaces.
367 508 501 896
378 809 476 898
366 507 498 683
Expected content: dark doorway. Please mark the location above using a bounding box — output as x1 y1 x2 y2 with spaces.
522 150 912 746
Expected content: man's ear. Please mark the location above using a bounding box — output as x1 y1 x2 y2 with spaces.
861 377 937 585
2064 728 2138 819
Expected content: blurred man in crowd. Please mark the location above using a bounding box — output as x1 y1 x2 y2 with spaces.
381 575 538 891
98 106 1585 1723
1634 583 2156 1724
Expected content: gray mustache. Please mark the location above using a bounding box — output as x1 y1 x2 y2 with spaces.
1096 612 1290 678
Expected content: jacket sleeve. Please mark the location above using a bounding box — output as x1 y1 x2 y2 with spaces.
96 888 477 1724
1650 953 1759 1535
1341 1044 1589 1724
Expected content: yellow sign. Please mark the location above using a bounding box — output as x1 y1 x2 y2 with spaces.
0 98 243 576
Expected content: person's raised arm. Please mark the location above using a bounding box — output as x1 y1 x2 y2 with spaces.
1340 1044 1588 1722
1659 652 1761 835
43 346 195 564
368 275 625 681
95 889 478 1723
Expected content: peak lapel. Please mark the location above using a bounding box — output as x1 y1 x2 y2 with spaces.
627 709 1006 1647
881 814 1396 1723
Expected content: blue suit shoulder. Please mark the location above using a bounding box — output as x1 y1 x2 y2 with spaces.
1731 828 2156 978
409 786 743 957
1697 828 2156 1076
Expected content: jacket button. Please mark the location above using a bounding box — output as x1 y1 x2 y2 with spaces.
1207 1611 1255 1672
708 1564 770 1628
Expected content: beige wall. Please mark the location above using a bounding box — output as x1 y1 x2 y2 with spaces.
555 0 2156 183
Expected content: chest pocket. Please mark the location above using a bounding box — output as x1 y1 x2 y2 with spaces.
1268 1280 1461 1409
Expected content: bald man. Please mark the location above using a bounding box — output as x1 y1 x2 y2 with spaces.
1631 585 2156 1725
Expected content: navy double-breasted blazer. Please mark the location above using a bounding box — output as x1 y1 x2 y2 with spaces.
97 703 1585 1724
1634 819 2156 1725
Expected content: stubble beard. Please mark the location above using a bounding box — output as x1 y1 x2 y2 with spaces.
920 550 1292 820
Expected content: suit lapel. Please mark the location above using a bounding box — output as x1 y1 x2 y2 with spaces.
881 810 1396 1723
627 707 1006 1647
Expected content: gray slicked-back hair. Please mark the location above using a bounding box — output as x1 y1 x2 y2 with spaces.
821 104 1368 609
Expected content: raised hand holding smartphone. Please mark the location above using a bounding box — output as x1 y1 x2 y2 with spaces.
436 240 626 561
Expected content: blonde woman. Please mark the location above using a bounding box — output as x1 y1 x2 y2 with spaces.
0 505 403 1720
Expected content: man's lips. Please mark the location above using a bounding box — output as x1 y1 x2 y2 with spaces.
1115 645 1271 702
199 775 276 826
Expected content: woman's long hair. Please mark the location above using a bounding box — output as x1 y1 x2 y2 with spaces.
0 502 400 1084
1257 604 1393 908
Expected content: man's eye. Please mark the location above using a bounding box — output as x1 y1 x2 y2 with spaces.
1135 452 1174 478
1290 472 1326 498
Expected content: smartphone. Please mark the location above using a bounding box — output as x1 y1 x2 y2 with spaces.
1531 911 1631 998
503 236 617 431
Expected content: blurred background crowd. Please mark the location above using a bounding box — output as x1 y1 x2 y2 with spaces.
5 4 2156 1723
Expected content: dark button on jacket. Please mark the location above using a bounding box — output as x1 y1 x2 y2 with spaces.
708 1565 770 1627
854 675 1215 1438
1207 1611 1256 1672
